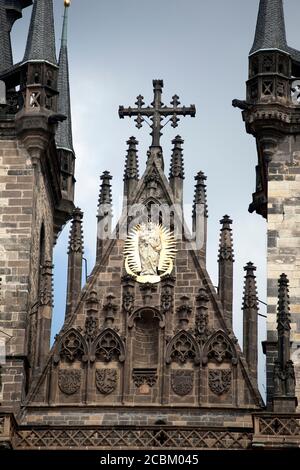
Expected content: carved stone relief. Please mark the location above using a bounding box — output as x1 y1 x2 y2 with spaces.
95 369 117 395
58 370 81 395
171 370 193 396
208 369 231 395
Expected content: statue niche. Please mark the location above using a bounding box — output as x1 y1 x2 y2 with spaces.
130 309 160 399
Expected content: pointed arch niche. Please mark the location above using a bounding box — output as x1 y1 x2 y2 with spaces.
126 307 164 404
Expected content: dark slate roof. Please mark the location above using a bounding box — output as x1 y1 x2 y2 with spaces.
23 0 57 65
250 0 300 63
0 4 12 73
56 6 74 153
250 0 288 55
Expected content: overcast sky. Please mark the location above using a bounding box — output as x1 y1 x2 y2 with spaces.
10 0 300 394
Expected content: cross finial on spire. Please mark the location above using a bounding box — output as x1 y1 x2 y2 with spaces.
119 80 196 148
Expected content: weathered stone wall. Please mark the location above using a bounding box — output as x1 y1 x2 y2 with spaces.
0 130 54 409
267 135 300 409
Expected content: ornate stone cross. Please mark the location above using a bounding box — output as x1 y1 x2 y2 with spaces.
119 80 196 147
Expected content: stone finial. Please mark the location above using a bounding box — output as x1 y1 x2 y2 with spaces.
68 208 84 254
272 274 297 411
177 295 192 329
242 262 258 381
103 294 118 327
39 260 54 306
86 290 99 315
169 135 184 179
98 171 113 209
124 136 139 180
242 262 258 310
193 171 208 218
277 273 291 337
218 215 234 262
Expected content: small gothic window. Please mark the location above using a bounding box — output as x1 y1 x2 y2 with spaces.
251 58 259 77
262 55 274 73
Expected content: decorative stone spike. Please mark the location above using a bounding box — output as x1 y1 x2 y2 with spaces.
218 215 234 262
242 262 258 310
39 260 54 307
218 215 234 327
242 262 258 382
68 207 84 254
84 291 99 342
161 275 176 313
66 208 84 319
122 275 135 313
177 296 192 330
98 171 113 207
103 294 118 327
86 290 99 315
124 137 139 180
195 287 210 343
97 171 113 262
273 274 297 412
169 135 184 179
193 172 208 219
276 274 291 373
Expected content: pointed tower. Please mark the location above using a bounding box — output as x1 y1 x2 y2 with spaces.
97 171 113 262
235 0 300 408
192 171 208 260
56 1 75 204
218 215 234 327
242 262 258 382
169 135 184 206
123 136 139 202
0 1 32 74
250 0 288 55
0 0 74 413
20 0 58 112
66 208 84 319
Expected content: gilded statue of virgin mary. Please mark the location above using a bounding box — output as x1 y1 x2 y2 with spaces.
138 223 162 276
124 222 176 283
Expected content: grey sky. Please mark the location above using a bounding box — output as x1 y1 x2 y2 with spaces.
10 0 300 394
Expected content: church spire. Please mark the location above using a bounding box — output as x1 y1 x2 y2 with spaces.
23 0 57 65
250 0 288 56
56 1 73 153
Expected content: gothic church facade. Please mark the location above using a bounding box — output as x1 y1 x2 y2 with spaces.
0 0 299 451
